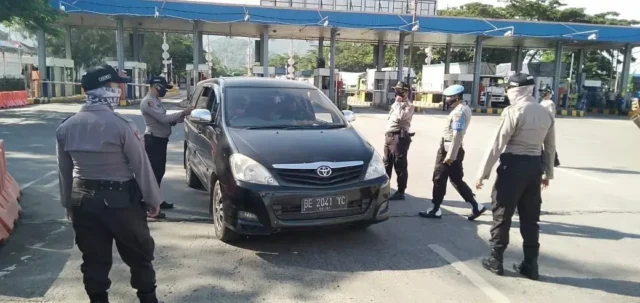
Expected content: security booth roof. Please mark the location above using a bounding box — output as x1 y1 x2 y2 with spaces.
51 0 640 50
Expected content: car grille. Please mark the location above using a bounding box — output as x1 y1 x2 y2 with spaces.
274 165 363 186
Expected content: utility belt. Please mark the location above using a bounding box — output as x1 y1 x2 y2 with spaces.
144 133 169 143
385 129 415 139
71 178 143 209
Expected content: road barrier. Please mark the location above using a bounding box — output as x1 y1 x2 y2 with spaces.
0 140 22 245
0 91 29 109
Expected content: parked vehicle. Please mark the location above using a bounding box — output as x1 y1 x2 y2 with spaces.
183 77 390 242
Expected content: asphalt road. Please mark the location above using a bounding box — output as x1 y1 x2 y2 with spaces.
0 98 639 303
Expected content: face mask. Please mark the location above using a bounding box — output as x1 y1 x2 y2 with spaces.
445 96 458 105
155 84 167 97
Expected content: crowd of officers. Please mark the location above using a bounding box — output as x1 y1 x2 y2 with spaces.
385 72 556 280
55 64 555 302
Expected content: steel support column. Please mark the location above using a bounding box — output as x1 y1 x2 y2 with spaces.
261 26 269 78
64 26 72 60
37 29 47 97
133 28 140 62
329 28 337 103
397 33 406 83
515 46 523 72
471 37 484 108
576 49 585 92
376 39 385 72
189 20 201 96
444 43 452 74
116 18 125 72
552 41 564 106
318 37 324 67
620 44 632 97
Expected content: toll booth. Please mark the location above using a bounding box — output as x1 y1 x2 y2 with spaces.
43 57 74 97
186 64 211 96
251 66 275 78
105 61 148 100
313 68 340 101
371 70 402 106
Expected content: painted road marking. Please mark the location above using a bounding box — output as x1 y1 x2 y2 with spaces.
557 168 613 185
43 179 58 188
19 170 57 190
428 244 510 303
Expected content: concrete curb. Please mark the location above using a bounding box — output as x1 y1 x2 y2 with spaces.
587 108 631 116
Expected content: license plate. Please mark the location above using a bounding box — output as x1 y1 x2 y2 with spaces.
301 195 348 213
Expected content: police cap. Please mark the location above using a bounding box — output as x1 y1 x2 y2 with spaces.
443 84 465 97
81 65 129 91
506 72 535 89
148 76 174 89
393 81 410 91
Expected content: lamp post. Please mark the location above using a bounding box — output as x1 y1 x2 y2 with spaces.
287 40 295 80
161 33 171 80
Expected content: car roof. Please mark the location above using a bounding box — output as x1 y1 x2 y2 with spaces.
216 77 316 89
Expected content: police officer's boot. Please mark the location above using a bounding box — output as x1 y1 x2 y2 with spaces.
389 191 405 201
137 290 160 303
513 247 539 280
481 248 504 276
88 292 109 303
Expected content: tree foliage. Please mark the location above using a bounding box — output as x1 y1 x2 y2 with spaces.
0 0 63 35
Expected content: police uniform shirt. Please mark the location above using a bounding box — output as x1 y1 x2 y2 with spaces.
540 99 556 117
442 103 472 161
477 98 556 181
140 93 183 138
56 104 163 208
386 97 414 133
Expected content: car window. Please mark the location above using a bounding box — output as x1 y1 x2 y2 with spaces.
195 86 212 109
224 87 345 129
190 86 203 107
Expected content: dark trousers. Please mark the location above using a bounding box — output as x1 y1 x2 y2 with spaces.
489 154 542 256
383 132 411 193
144 134 169 186
70 179 157 300
431 143 475 206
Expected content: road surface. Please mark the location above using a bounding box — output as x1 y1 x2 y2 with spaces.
0 99 639 303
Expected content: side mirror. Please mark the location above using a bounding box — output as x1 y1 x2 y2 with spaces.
342 110 356 122
190 109 212 124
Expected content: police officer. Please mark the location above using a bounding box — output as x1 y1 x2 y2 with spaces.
419 84 486 220
384 82 415 200
57 65 163 303
475 73 556 280
539 85 560 167
140 77 193 217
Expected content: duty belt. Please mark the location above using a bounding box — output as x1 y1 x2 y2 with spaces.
74 179 136 192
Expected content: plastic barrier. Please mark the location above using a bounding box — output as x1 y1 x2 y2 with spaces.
0 91 29 109
0 140 22 245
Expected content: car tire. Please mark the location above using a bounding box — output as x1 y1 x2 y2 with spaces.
185 147 203 189
211 180 239 242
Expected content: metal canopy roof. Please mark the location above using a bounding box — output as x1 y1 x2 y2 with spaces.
51 0 640 50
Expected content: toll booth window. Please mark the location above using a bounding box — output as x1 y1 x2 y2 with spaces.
322 77 330 89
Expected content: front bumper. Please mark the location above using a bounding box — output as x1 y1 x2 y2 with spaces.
221 177 390 235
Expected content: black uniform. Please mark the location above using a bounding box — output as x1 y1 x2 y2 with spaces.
476 73 556 280
57 65 164 303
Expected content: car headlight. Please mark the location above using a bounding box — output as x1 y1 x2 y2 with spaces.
229 153 279 185
364 151 386 180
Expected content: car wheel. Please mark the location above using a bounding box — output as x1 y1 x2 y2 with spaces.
185 148 203 189
211 181 239 242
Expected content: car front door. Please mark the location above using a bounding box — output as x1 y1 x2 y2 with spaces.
187 84 213 183
200 83 222 189
184 85 203 168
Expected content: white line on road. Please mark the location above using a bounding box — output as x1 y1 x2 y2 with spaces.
43 179 58 188
428 244 511 303
19 170 57 190
557 168 613 185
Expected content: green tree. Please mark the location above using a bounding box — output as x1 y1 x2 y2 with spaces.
47 28 116 78
0 0 63 35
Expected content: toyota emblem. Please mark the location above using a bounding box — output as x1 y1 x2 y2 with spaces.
316 165 332 177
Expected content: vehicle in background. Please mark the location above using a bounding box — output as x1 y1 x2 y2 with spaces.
183 77 390 242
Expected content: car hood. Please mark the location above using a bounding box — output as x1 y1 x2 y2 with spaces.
227 127 373 166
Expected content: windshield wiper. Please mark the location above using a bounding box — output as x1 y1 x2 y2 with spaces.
242 124 346 130
242 125 294 130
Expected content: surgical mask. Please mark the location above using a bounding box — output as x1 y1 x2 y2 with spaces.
155 84 167 97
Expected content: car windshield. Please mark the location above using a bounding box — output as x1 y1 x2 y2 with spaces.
224 87 346 129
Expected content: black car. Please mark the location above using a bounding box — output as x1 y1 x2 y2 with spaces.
183 77 390 242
